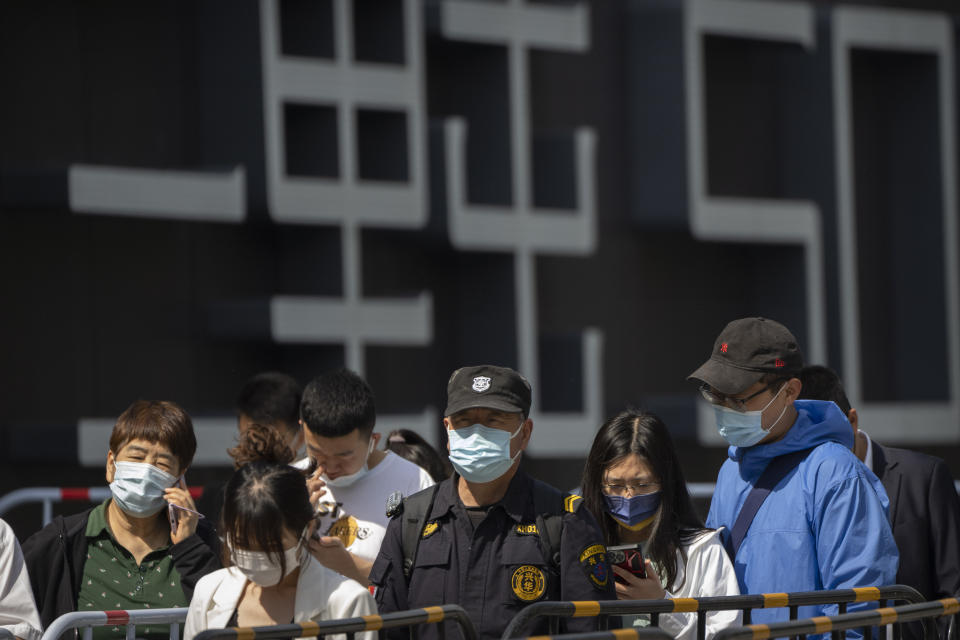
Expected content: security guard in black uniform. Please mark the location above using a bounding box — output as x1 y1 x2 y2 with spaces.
370 365 615 639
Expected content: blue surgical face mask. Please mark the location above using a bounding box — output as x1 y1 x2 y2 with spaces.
604 491 661 529
448 421 524 484
109 461 177 518
713 384 790 447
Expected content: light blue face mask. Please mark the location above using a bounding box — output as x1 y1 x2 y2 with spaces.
714 384 790 447
448 421 524 483
109 461 177 518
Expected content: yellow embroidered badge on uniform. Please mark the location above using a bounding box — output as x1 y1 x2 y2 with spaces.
515 523 539 535
564 494 582 512
579 544 610 589
511 565 546 601
421 521 439 538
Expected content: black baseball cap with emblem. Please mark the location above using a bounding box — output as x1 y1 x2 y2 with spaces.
444 365 532 417
687 317 804 395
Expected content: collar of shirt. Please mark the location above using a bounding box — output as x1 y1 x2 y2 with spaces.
85 500 171 553
860 431 874 473
431 470 532 523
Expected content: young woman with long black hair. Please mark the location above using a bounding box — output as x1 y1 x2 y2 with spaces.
581 410 740 639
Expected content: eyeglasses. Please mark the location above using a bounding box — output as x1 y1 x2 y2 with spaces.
601 481 660 497
699 382 778 412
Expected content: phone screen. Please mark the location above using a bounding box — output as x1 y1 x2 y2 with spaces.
606 543 646 580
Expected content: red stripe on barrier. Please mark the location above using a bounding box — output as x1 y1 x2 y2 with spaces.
188 487 203 499
104 611 130 625
61 488 91 501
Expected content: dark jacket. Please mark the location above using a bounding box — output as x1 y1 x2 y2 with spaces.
371 470 615 640
872 442 960 625
21 506 221 632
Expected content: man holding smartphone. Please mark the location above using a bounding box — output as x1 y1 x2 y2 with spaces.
299 369 434 585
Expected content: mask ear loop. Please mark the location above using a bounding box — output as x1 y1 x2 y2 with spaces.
760 384 790 434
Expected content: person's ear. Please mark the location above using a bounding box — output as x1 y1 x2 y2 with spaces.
518 418 533 451
848 408 859 432
785 377 802 400
106 450 117 484
442 417 452 452
370 432 382 449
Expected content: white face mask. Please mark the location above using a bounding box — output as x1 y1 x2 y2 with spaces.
230 539 302 587
321 437 375 488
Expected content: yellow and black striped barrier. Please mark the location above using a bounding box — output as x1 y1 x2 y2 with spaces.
712 597 960 640
510 598 959 640
523 629 674 640
500 585 927 639
193 603 477 640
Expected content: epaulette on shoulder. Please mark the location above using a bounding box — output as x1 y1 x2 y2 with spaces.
563 493 583 513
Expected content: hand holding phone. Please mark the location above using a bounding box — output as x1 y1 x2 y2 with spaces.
606 543 646 580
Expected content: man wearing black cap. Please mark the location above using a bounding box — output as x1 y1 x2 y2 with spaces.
370 365 614 639
689 318 898 634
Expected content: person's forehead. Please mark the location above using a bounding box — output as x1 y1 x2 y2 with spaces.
604 453 654 479
304 427 364 452
117 438 175 458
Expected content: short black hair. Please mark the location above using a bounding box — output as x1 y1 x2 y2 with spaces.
300 369 376 438
386 429 451 482
798 365 852 414
236 372 302 437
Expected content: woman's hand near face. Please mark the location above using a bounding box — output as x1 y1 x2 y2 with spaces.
164 477 199 544
612 560 666 600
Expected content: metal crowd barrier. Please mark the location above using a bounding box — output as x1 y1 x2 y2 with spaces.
501 586 927 640
520 629 675 640
712 597 960 640
0 487 203 527
41 608 188 640
193 604 477 640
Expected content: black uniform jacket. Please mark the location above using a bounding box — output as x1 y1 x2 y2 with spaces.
370 470 615 640
872 442 960 640
21 505 221 633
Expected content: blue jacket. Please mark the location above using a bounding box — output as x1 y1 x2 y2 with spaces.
706 400 899 631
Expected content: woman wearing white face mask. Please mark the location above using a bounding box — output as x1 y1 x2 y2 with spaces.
184 425 375 640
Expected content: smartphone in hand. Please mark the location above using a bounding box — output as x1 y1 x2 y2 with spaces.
606 543 646 580
168 503 180 532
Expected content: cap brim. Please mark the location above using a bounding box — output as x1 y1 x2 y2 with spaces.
687 356 765 395
444 397 527 417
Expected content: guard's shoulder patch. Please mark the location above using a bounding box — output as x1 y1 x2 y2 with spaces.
579 543 610 590
515 523 539 535
421 521 439 538
563 493 583 513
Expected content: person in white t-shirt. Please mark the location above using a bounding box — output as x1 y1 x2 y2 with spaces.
300 369 434 585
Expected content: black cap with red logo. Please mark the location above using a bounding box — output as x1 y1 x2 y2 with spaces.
687 317 804 394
